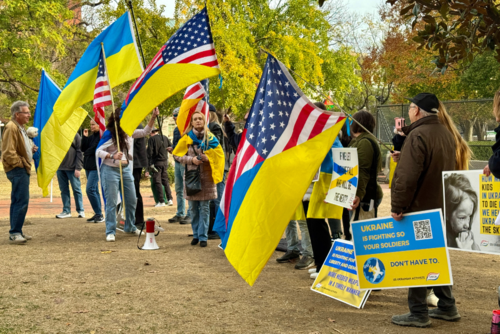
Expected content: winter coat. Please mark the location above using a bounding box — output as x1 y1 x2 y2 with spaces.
489 125 500 179
175 131 217 201
224 120 242 153
348 132 383 202
81 132 100 171
391 116 456 214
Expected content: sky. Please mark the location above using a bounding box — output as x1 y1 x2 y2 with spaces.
155 0 382 18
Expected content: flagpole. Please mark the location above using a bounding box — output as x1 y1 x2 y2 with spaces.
101 42 126 219
127 0 165 138
259 48 393 153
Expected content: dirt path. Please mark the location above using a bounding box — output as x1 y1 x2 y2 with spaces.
1 176 499 333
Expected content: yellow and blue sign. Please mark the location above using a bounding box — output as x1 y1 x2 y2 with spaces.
352 209 453 290
311 240 370 309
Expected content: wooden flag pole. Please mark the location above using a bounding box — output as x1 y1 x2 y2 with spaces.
101 43 126 219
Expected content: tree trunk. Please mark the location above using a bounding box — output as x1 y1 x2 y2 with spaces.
462 119 474 142
474 121 487 141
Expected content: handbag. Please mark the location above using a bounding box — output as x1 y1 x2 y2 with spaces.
185 145 202 196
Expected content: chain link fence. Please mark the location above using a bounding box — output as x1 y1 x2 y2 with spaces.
375 98 495 155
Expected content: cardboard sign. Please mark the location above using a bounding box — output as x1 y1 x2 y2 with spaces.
352 210 453 290
311 240 370 308
325 148 358 209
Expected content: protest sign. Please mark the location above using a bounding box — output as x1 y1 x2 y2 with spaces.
443 170 500 254
352 210 452 290
311 240 370 309
325 148 358 209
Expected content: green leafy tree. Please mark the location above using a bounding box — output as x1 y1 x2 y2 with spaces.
175 0 360 118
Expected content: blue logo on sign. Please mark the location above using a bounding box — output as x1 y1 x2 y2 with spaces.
363 258 386 284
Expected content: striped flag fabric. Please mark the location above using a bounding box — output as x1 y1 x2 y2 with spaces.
120 7 220 135
176 79 209 134
93 49 111 137
213 53 346 286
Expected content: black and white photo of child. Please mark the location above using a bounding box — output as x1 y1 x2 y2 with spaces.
444 173 480 251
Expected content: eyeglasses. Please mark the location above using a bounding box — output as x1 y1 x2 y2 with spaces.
18 112 31 115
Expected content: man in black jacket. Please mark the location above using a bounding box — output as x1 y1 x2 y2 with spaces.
133 124 149 228
56 133 84 219
147 128 173 207
82 120 104 223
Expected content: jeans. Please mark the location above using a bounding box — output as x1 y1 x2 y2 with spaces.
101 164 137 235
175 161 189 217
190 200 210 241
57 170 84 214
6 167 30 236
209 171 226 234
285 220 313 257
85 170 102 215
408 286 456 316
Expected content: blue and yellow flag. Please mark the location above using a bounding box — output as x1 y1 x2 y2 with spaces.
173 130 224 184
53 12 143 124
120 7 220 135
33 70 87 196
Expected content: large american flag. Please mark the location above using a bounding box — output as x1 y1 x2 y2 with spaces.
219 54 345 226
93 49 111 137
125 7 218 105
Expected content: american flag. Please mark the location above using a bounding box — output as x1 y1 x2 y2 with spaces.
219 54 345 225
125 7 218 105
181 79 209 129
93 49 111 137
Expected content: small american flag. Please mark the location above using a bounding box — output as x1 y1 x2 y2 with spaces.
93 49 111 137
182 79 209 125
125 7 218 105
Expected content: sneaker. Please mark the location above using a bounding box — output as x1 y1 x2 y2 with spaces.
218 243 223 250
94 215 105 223
127 229 144 236
310 272 318 279
180 216 191 225
427 289 439 307
155 202 166 208
9 235 27 245
106 234 115 242
78 212 85 218
200 241 207 247
167 199 173 206
391 313 431 328
428 308 461 321
56 212 71 219
208 232 220 240
295 255 315 270
191 238 199 245
308 268 317 274
168 215 182 223
276 250 300 263
86 214 97 222
22 234 32 241
331 232 342 241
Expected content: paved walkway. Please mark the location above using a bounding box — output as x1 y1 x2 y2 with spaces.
0 190 178 218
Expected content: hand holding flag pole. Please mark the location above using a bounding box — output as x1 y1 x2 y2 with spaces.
101 42 127 219
259 48 394 153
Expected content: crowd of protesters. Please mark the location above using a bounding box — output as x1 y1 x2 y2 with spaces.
4 90 499 328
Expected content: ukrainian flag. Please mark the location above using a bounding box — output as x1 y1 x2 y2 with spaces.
33 70 87 196
292 138 344 220
173 130 224 184
53 12 143 124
